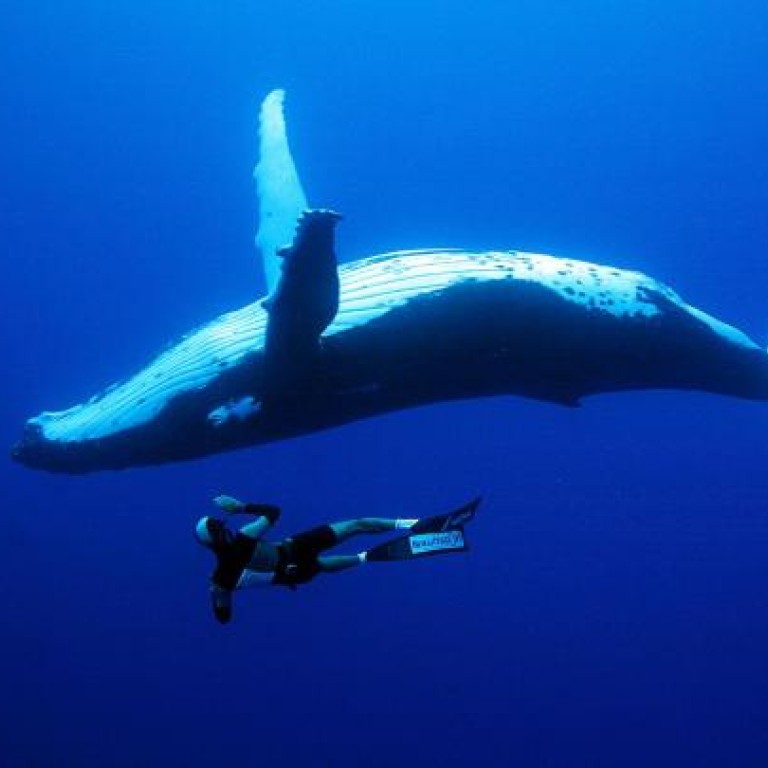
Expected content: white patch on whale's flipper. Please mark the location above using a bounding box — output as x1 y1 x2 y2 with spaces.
254 89 309 295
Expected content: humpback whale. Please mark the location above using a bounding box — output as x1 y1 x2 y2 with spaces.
12 90 768 474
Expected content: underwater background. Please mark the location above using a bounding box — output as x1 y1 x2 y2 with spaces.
3 1 768 765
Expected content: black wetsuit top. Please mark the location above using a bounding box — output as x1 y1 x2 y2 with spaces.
210 530 258 591
208 517 336 592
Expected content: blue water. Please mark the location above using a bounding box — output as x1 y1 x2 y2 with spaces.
3 2 768 765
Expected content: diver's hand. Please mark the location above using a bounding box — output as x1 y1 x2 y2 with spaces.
213 495 245 514
210 585 233 624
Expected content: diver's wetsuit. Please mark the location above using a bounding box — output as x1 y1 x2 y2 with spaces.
209 528 267 590
273 525 338 588
209 518 339 594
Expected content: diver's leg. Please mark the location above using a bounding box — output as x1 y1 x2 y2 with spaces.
307 519 420 576
329 517 417 544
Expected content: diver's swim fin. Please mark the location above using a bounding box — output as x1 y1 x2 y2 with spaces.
365 497 481 562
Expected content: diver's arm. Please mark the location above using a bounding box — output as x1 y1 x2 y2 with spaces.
239 503 280 539
210 585 233 624
213 495 281 540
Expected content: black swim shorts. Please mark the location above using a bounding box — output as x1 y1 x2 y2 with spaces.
273 525 337 588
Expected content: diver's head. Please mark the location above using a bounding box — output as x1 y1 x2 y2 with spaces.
194 516 226 549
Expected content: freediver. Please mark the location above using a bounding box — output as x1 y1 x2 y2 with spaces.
194 494 419 624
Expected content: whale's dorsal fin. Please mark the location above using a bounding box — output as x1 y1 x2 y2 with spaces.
254 89 309 295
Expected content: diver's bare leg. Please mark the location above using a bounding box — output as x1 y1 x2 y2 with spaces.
329 518 400 544
319 519 418 572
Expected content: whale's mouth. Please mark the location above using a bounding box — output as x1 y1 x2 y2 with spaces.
11 418 160 474
10 412 184 474
11 421 74 472
10 419 113 474
11 420 41 458
11 386 275 474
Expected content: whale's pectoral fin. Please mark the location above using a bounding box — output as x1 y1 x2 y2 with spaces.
254 89 309 295
261 208 342 408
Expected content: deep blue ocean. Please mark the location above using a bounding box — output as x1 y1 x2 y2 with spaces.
3 2 768 766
